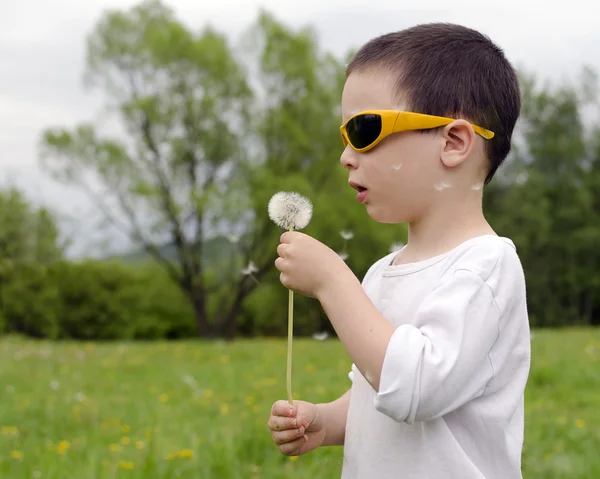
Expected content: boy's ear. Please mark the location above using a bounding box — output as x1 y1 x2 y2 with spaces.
439 120 476 168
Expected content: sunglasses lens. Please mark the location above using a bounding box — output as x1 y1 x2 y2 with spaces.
346 114 382 149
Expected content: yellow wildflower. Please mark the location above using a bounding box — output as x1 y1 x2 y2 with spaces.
118 460 135 470
176 449 194 459
121 436 131 445
122 425 131 433
11 450 23 460
220 403 230 415
109 444 122 453
576 419 585 428
289 456 299 461
159 394 168 403
57 440 70 455
135 441 145 449
1 426 19 436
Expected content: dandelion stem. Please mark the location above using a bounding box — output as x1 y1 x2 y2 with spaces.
287 226 294 405
287 287 294 404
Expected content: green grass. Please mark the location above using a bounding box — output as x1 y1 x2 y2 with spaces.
0 328 598 478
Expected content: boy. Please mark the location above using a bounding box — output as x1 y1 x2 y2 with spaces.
267 23 530 478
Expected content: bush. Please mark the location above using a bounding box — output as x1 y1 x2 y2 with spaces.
0 259 195 340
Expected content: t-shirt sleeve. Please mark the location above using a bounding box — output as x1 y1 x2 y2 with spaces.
373 268 501 424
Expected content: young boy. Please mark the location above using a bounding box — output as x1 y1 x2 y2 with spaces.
268 23 530 478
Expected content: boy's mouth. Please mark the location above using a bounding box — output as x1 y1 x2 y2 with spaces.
349 181 368 203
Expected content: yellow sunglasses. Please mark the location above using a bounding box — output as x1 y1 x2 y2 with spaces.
340 110 495 153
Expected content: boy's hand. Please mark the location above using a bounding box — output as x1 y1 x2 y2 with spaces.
267 400 326 456
275 231 351 298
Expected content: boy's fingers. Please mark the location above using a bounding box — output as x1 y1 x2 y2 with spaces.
272 427 306 446
271 400 296 417
268 415 297 431
279 434 309 456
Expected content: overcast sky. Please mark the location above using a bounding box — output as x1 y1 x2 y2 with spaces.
1 0 598 256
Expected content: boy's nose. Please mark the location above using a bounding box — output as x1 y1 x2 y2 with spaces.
340 147 359 170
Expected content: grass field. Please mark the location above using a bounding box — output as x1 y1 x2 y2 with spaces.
0 328 598 478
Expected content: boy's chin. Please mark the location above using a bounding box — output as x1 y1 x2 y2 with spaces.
365 204 407 224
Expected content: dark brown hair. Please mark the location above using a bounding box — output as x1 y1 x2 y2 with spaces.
346 23 521 185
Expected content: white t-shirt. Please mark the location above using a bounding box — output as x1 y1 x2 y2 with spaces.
341 235 531 479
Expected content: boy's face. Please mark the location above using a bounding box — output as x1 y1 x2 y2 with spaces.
340 70 463 224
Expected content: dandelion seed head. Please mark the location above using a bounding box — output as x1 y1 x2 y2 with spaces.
268 192 312 231
340 230 354 240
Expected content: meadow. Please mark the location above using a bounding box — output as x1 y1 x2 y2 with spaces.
0 328 598 478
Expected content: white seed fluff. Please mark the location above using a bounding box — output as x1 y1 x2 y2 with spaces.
268 192 313 231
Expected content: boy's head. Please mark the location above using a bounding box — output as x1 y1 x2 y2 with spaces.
340 23 521 224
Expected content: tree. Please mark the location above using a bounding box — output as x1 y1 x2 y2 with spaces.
39 0 257 338
485 67 600 327
39 1 405 338
0 186 64 265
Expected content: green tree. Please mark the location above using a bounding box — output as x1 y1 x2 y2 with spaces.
0 186 64 265
486 67 600 326
39 1 404 339
39 0 255 338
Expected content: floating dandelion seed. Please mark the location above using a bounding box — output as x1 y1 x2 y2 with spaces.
339 230 353 261
241 261 260 285
312 331 329 341
268 191 313 405
389 242 405 253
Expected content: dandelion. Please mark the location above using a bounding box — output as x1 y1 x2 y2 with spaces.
118 460 135 470
135 441 145 450
312 331 328 341
220 403 230 415
11 450 23 460
168 449 194 460
57 441 70 455
178 449 193 459
2 426 19 437
121 425 130 434
121 437 131 445
109 444 122 453
576 419 585 428
289 456 299 462
340 230 354 241
337 251 349 261
159 393 168 403
268 191 313 405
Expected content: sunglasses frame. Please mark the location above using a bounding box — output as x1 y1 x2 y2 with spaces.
340 110 495 153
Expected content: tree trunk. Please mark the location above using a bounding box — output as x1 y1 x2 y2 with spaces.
220 288 246 341
188 287 212 338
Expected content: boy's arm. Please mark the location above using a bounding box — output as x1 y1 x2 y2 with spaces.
316 389 351 446
317 269 508 424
